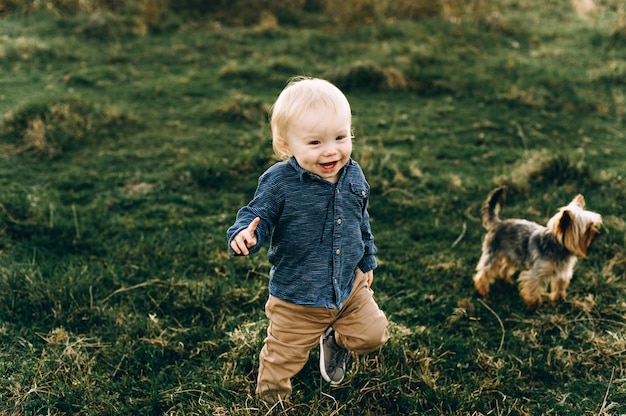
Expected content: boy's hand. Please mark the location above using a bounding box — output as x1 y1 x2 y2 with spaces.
364 270 374 288
230 217 260 256
357 268 374 288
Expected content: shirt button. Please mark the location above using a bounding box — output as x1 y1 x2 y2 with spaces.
335 249 340 255
337 218 342 225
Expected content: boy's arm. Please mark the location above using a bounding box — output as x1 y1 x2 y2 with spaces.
226 171 280 257
357 198 378 273
227 209 271 257
230 217 260 256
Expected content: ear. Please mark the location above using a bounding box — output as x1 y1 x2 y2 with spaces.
278 135 289 150
572 194 585 208
559 211 586 257
558 210 572 236
273 135 291 158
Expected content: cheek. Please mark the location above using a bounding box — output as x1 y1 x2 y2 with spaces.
293 148 316 165
343 141 353 155
286 142 305 157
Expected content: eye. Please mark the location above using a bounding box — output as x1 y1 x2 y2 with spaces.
336 136 346 141
308 140 320 145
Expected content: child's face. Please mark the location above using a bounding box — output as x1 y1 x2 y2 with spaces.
285 108 352 184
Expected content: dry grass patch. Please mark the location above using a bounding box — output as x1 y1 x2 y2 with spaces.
327 62 416 92
211 95 270 124
1 99 137 158
495 150 595 193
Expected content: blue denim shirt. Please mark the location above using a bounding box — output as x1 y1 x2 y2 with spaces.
227 157 377 309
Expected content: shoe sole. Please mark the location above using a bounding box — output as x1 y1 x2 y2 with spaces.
319 332 343 385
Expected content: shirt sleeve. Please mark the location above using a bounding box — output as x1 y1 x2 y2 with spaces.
226 170 282 257
352 164 377 273
357 194 378 272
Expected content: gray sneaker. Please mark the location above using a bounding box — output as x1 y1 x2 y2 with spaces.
319 327 352 385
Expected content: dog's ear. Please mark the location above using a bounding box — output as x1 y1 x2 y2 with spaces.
559 210 600 258
571 194 585 208
558 210 572 235
558 210 587 258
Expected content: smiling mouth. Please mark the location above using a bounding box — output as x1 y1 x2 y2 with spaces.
319 161 337 171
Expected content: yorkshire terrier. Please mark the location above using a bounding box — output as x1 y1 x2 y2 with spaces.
473 186 602 310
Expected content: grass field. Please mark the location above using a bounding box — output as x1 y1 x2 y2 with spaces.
1 1 625 414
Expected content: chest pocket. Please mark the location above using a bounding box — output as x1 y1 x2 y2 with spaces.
349 182 369 211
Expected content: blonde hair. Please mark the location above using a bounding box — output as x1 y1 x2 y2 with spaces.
269 77 352 160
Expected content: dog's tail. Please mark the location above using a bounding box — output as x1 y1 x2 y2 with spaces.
481 186 506 230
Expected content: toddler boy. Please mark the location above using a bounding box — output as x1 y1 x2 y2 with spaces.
227 77 389 401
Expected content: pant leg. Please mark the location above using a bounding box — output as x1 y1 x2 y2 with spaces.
333 269 389 355
256 295 334 400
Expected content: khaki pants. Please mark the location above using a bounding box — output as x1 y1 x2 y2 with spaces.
256 270 389 400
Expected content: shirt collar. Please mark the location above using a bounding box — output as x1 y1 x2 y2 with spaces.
288 157 353 182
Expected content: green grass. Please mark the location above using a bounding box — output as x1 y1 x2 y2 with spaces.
1 1 625 414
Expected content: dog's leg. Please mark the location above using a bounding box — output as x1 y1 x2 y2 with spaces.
499 261 517 286
549 273 572 303
518 270 542 310
549 278 568 303
473 267 495 297
549 258 577 303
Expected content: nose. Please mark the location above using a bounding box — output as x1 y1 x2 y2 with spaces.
322 142 338 156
